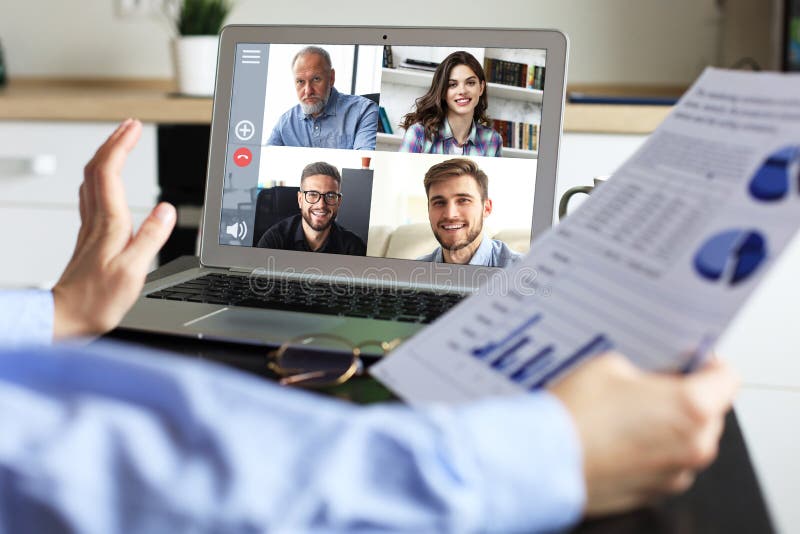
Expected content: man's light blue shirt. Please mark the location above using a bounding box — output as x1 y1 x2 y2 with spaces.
0 289 53 346
267 87 379 150
0 291 585 532
418 234 523 268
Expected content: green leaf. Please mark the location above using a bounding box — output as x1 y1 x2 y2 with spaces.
176 0 232 36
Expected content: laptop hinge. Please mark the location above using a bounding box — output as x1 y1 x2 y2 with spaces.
221 265 474 294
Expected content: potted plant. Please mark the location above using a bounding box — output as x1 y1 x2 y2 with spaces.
165 0 233 96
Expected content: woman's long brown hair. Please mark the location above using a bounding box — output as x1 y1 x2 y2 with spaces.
400 51 490 141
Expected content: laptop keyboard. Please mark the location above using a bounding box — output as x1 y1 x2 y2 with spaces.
146 273 466 324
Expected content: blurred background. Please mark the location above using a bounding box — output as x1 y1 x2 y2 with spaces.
0 0 782 84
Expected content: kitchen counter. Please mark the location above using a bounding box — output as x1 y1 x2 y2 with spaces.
0 77 675 133
0 78 212 124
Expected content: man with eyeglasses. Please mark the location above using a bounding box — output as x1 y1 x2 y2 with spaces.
266 46 378 150
256 161 367 255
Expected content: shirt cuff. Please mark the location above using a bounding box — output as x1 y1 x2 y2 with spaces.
0 289 54 347
457 392 586 532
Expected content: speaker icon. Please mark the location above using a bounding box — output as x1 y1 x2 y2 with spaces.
225 220 248 240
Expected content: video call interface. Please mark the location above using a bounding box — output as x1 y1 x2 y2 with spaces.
219 42 548 269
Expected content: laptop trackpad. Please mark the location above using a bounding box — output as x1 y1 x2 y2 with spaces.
185 308 347 343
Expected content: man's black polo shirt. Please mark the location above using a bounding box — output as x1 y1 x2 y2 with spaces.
256 214 366 256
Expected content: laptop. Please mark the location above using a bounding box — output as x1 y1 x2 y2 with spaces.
119 25 569 347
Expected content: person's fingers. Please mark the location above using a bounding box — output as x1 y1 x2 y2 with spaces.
82 119 136 243
84 118 133 193
114 202 176 276
91 119 142 220
682 359 739 420
75 182 90 251
80 120 142 259
649 469 697 497
549 351 638 396
682 409 725 469
87 118 133 169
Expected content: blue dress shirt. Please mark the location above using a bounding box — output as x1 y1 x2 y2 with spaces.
0 291 585 533
417 234 523 268
0 289 53 346
266 87 379 150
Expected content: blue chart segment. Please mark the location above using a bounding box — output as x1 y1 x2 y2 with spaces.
471 314 541 359
509 346 554 383
490 336 534 371
468 311 614 389
748 145 800 201
529 335 611 390
693 229 767 285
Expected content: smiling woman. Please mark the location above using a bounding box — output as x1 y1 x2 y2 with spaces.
399 51 503 157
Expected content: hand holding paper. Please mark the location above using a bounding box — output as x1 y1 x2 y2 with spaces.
550 353 738 514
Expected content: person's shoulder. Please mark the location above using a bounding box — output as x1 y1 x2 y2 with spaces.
399 122 426 153
403 122 427 139
272 105 300 129
258 214 298 248
277 213 302 230
341 91 377 111
416 248 439 262
479 122 502 139
335 224 367 254
491 239 523 267
480 124 503 156
492 238 521 254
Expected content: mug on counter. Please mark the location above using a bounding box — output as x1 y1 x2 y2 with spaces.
558 176 609 220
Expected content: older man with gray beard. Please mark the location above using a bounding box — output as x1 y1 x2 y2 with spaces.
266 46 379 150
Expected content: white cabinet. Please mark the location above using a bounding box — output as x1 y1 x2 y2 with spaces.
0 121 159 288
555 132 648 219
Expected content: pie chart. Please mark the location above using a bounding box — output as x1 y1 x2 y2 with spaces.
693 229 767 285
748 145 800 201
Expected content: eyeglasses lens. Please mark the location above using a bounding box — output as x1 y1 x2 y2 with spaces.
276 337 359 386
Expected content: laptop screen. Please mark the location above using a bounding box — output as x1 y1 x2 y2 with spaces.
218 41 550 270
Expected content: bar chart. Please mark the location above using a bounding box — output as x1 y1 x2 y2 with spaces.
462 308 613 390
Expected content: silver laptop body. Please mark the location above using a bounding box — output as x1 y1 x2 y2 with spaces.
120 25 569 347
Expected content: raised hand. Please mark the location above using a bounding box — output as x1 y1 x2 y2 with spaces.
52 119 176 339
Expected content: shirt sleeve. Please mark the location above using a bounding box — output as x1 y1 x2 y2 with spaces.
256 224 284 249
0 289 54 347
399 123 426 153
0 342 585 533
352 100 379 150
266 114 286 146
489 129 504 157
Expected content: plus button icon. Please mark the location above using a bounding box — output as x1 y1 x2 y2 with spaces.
234 120 255 141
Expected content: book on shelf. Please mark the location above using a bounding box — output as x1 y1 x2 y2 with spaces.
405 58 439 69
524 65 546 91
382 45 395 69
483 57 529 89
397 60 438 72
378 107 393 135
490 119 538 152
532 66 546 91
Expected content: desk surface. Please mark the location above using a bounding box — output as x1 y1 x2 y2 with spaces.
110 257 775 533
0 77 672 133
